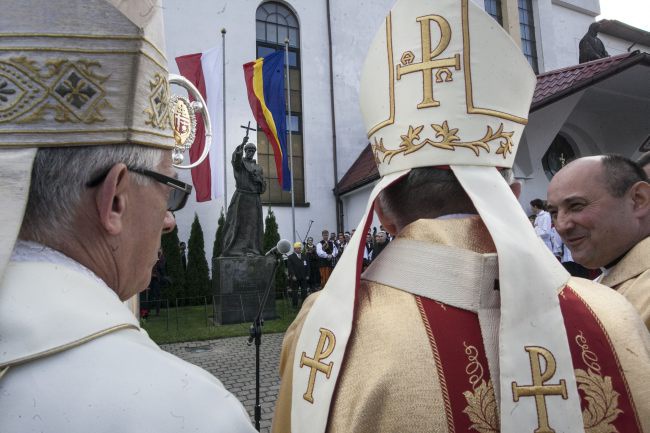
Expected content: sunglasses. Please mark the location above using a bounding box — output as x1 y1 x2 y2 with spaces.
86 166 192 212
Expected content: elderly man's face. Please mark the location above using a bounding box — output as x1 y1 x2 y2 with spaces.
121 153 176 298
547 158 639 269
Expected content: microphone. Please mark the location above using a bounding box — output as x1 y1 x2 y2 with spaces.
265 239 292 256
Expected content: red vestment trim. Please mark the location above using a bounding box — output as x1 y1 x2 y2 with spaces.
559 286 642 433
417 286 642 432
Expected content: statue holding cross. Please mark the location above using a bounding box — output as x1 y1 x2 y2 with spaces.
221 123 266 256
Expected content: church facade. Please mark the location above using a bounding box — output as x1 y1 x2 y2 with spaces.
163 0 650 249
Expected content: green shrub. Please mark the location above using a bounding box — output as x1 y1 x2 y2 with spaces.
186 213 211 304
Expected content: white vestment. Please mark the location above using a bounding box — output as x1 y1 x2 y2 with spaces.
0 242 256 433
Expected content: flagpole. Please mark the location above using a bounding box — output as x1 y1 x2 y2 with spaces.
221 28 228 208
285 38 296 243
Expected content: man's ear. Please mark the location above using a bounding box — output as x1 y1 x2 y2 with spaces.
95 164 129 235
510 181 522 199
374 196 398 235
629 181 650 217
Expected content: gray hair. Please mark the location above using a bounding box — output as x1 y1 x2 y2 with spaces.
378 167 514 230
20 145 165 244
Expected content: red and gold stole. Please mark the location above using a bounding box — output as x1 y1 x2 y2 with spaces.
416 285 643 432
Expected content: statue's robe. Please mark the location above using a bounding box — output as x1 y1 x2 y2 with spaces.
272 218 650 433
0 242 256 433
223 144 266 256
579 33 609 63
601 236 650 331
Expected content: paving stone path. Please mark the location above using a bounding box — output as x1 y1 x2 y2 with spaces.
161 332 284 433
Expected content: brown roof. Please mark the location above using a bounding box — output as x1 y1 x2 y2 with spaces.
337 51 650 195
336 143 379 195
532 51 650 110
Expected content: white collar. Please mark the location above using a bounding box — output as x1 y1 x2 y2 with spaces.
12 240 107 288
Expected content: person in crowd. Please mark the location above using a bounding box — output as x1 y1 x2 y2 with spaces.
362 232 374 269
148 248 167 315
316 230 337 286
372 230 389 259
179 241 187 271
0 2 256 432
271 1 650 431
336 232 347 255
287 242 310 308
530 198 553 251
304 237 321 291
547 154 650 329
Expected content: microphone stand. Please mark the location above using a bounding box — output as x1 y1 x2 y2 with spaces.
248 253 282 431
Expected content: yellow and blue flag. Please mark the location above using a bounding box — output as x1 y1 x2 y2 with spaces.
243 51 291 191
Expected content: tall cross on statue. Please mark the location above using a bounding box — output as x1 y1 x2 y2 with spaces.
240 121 257 139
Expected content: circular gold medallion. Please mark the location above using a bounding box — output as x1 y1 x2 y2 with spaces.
170 95 196 149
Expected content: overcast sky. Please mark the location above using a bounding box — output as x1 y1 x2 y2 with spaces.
598 0 650 32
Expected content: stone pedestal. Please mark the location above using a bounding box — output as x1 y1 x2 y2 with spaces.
213 255 278 324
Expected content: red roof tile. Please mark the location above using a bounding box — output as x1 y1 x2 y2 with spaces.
338 52 650 195
532 51 649 110
336 143 379 195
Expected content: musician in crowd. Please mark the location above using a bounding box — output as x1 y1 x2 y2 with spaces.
316 229 338 287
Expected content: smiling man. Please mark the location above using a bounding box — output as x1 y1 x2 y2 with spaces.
547 154 650 329
0 1 256 432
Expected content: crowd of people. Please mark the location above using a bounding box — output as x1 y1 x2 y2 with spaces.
284 227 393 307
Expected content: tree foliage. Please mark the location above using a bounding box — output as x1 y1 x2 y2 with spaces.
160 226 185 301
186 213 211 304
263 207 288 291
212 208 226 261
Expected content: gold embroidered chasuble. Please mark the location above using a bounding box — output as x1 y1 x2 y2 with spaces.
600 236 650 331
272 218 650 433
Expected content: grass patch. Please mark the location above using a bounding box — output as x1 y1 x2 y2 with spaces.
141 299 298 345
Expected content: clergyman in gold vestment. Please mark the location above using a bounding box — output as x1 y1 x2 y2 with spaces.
272 0 650 432
272 174 650 433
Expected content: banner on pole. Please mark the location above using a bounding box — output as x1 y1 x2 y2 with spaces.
175 47 225 202
243 51 291 191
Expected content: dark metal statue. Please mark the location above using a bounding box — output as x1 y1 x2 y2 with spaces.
579 22 609 64
221 134 267 256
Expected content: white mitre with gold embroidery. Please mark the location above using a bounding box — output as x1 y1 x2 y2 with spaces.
291 0 583 432
0 0 207 282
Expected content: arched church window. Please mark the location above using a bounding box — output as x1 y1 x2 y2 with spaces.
255 2 305 205
542 133 577 180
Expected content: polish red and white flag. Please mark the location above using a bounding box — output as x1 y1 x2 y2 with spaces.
175 47 224 202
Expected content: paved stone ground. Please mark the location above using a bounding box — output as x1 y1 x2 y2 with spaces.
161 332 284 433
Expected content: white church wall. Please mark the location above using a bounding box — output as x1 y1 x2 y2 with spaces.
516 92 584 212
163 0 337 252
536 0 599 71
340 182 381 233
599 34 650 56
328 0 396 179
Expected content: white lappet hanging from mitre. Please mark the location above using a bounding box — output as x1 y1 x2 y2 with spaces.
291 0 584 432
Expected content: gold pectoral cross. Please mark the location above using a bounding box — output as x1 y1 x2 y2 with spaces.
396 14 461 108
300 328 336 404
511 346 569 433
